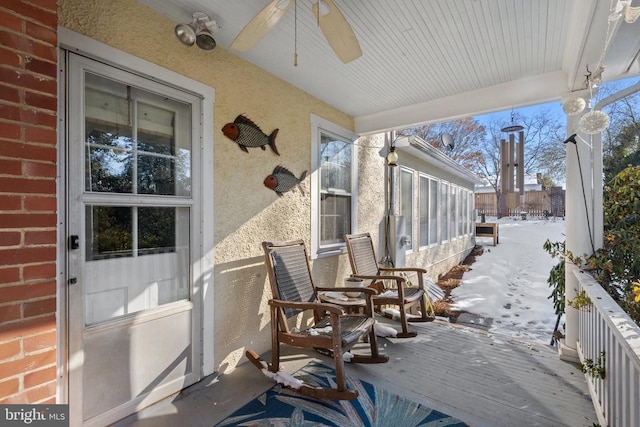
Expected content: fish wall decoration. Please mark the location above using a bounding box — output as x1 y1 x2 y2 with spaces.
264 166 307 197
222 114 280 155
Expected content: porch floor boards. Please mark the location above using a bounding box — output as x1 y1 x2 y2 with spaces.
114 319 598 427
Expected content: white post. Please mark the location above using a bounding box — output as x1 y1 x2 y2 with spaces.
561 109 594 362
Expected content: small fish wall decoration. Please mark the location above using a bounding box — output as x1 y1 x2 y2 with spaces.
222 114 280 155
264 166 307 197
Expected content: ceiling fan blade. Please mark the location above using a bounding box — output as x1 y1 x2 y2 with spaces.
230 0 293 52
312 0 362 63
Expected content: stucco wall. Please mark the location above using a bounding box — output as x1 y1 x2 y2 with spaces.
59 0 361 372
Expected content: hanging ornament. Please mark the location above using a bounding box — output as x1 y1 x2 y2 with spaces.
578 110 610 134
562 97 586 116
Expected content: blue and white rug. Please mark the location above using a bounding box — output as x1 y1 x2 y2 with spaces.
215 362 468 426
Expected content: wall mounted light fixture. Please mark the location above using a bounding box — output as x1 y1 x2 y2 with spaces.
386 146 398 166
175 12 218 51
386 135 414 166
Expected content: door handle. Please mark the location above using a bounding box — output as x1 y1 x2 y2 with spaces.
69 235 79 250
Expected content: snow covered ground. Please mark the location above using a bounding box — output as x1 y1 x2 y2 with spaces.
451 216 566 344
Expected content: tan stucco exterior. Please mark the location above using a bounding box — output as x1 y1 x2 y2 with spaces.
58 0 476 376
59 0 361 372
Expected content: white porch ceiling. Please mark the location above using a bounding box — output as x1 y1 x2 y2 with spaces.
138 0 640 134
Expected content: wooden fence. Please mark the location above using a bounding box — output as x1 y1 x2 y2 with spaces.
475 187 565 218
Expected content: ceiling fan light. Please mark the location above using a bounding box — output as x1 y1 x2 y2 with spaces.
175 23 196 46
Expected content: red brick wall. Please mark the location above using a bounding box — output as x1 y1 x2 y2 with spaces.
0 0 58 404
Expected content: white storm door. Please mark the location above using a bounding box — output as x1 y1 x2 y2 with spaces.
66 53 202 426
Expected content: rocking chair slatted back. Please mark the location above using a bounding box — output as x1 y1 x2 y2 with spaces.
347 235 380 276
268 242 316 318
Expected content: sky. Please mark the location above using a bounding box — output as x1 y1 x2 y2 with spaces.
473 75 640 129
474 100 564 130
450 216 565 344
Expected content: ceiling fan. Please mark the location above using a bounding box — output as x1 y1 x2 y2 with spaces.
230 0 362 64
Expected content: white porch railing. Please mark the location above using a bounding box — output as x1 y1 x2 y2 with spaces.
574 267 640 427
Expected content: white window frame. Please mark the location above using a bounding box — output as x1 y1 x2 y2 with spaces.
310 114 357 258
419 173 438 249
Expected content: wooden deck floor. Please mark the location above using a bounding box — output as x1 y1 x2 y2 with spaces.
114 319 597 427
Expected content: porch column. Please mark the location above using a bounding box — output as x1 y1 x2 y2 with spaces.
560 102 604 361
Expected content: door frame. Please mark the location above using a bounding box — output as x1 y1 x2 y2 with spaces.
56 27 215 413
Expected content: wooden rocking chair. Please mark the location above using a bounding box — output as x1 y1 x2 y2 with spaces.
344 233 434 338
246 239 388 401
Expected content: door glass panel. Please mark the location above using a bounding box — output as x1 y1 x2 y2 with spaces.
138 207 176 255
85 206 133 260
84 205 190 325
84 72 192 197
82 71 193 326
84 74 134 193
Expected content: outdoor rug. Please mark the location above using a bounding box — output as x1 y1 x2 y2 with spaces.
215 362 468 426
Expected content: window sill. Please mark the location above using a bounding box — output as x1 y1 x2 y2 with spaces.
311 246 347 260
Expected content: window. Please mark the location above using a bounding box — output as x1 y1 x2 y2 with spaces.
458 188 464 236
450 185 457 239
419 174 438 247
429 179 438 245
468 191 474 234
463 189 471 235
419 175 429 247
311 115 357 257
400 168 413 248
440 182 449 242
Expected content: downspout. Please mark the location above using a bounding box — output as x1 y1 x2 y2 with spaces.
381 131 396 267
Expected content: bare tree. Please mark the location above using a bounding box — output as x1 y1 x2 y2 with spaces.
599 81 640 182
401 117 486 172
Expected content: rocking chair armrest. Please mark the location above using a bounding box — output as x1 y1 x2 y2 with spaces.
380 266 427 274
315 286 377 296
350 274 408 299
315 287 376 317
268 299 344 315
378 267 426 290
350 274 405 284
352 274 406 285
